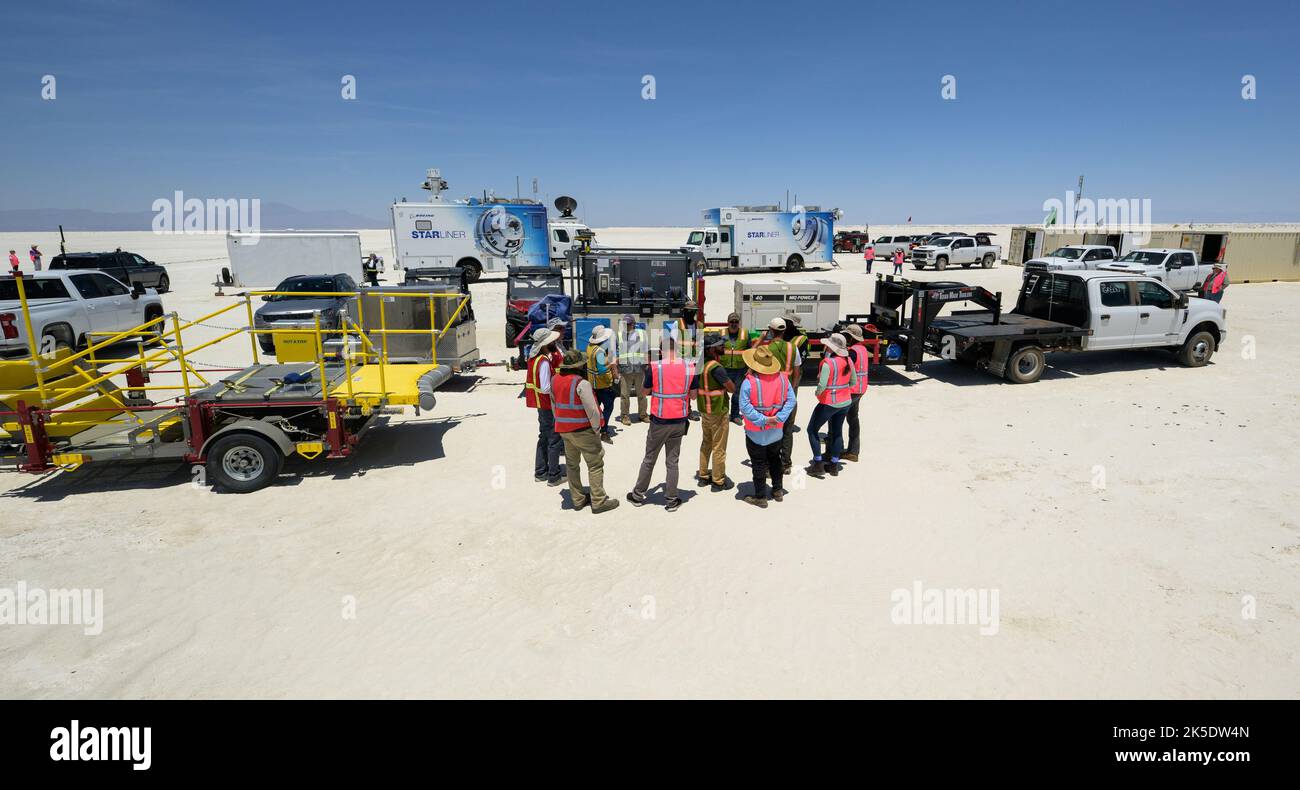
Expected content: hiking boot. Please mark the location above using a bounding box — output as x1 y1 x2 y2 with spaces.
592 499 621 514
535 474 548 482
626 491 647 507
841 453 859 462
547 476 564 487
806 461 826 479
711 480 733 493
771 489 784 503
601 433 613 445
572 499 588 511
696 475 712 487
665 497 683 512
827 461 840 477
782 463 792 475
619 415 631 426
743 495 768 509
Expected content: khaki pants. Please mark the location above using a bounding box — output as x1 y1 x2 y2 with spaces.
619 368 647 419
561 428 608 509
697 411 729 484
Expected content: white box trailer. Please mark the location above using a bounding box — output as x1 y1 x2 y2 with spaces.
224 231 363 288
734 279 842 334
686 205 842 273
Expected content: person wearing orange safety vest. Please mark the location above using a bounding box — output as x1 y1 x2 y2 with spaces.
524 327 564 485
737 344 796 508
1199 264 1228 303
626 335 697 512
805 332 858 479
550 350 620 514
693 335 737 492
841 323 871 463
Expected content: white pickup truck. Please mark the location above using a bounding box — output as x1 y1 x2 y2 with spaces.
1 271 165 358
1098 248 1210 292
910 233 1001 270
1022 244 1118 275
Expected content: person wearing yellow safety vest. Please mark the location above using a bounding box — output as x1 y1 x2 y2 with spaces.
720 311 751 425
805 332 858 479
626 334 697 513
524 327 565 485
693 335 737 492
841 323 871 462
737 344 796 508
585 324 619 444
616 314 648 425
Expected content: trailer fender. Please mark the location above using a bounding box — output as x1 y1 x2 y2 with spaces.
200 419 294 461
986 340 1014 378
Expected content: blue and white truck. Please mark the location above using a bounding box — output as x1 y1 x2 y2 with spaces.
390 168 552 282
684 205 842 273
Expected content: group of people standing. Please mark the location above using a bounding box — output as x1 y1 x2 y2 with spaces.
7 245 41 273
522 310 873 512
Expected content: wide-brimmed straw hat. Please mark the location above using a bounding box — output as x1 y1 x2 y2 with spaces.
822 332 850 357
842 324 865 343
589 325 613 344
558 349 586 372
742 344 782 375
529 328 561 357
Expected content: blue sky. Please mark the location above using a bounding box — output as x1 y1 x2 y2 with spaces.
2 0 1298 225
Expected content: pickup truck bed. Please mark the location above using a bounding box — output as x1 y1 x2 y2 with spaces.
929 309 1088 341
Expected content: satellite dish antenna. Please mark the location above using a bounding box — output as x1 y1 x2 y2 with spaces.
554 196 578 217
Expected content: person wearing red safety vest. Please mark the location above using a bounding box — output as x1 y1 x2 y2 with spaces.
1199 264 1228 303
524 327 564 485
841 323 871 463
626 335 697 512
550 350 620 514
805 332 858 479
737 344 796 508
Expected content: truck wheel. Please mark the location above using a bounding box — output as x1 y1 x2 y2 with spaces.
143 307 166 346
206 433 283 493
1177 330 1216 367
935 256 948 270
1005 345 1045 384
981 254 996 269
157 274 170 293
785 255 804 272
456 259 483 283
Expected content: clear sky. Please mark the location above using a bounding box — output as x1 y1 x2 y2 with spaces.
3 0 1297 226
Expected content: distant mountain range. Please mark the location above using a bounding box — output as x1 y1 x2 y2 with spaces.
0 203 386 231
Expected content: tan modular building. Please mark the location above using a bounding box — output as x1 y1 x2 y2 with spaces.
1007 226 1300 282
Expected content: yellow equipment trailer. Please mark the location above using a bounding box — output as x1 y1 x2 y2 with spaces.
1 272 470 492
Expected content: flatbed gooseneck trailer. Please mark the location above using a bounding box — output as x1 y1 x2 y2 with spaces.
847 272 1224 383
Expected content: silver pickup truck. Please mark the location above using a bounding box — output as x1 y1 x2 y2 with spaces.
1 271 164 357
910 233 1001 270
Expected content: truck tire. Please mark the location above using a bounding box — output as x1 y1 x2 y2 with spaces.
206 432 284 493
41 324 75 352
143 306 166 346
1177 330 1216 367
935 256 948 271
785 254 804 272
157 274 170 293
1005 345 1045 384
456 259 483 283
981 254 996 269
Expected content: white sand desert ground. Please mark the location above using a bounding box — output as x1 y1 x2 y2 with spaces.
1 229 1297 698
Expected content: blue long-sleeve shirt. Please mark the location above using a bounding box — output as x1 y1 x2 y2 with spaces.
737 374 796 445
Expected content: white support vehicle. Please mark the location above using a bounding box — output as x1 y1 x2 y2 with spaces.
1022 244 1118 275
1 271 165 357
547 196 595 264
391 168 550 283
684 205 842 273
1098 248 1210 292
910 233 1001 270
223 231 363 288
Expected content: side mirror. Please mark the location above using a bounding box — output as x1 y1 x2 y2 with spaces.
131 281 145 299
261 295 272 302
1175 294 1189 310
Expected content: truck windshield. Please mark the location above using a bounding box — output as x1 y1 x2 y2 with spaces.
1047 248 1083 260
268 277 338 300
686 231 705 246
1117 251 1166 265
0 279 72 301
